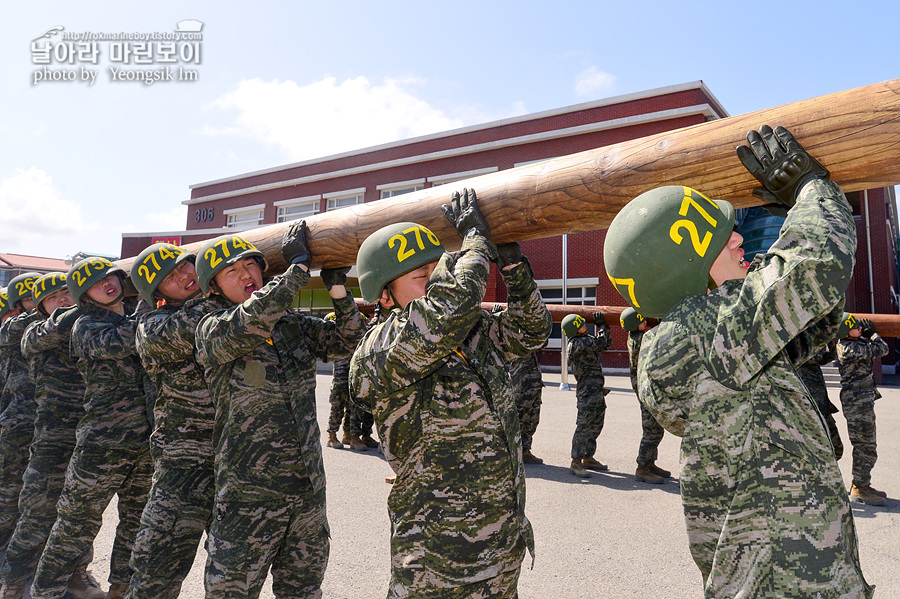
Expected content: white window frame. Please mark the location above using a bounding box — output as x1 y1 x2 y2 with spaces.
377 179 425 199
537 278 598 349
275 195 321 223
427 167 498 186
324 187 366 211
223 204 265 229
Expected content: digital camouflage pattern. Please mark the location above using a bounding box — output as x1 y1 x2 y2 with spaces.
837 331 889 488
627 330 665 467
350 232 552 599
127 297 218 599
195 263 365 598
0 306 88 587
0 309 41 551
567 324 611 460
509 351 544 452
797 341 843 460
30 302 153 599
638 179 871 598
327 356 372 437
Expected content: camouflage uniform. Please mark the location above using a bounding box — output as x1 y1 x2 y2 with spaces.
350 233 552 599
509 351 544 452
567 324 611 460
0 310 41 551
836 331 889 488
30 303 153 599
638 179 871 598
326 357 353 436
126 297 217 599
797 341 843 460
0 307 89 587
195 264 365 599
626 329 665 467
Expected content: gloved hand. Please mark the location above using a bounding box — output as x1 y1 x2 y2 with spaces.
441 188 490 240
858 318 876 337
320 266 351 291
495 242 524 268
55 305 82 333
592 312 606 327
281 220 312 267
736 125 829 208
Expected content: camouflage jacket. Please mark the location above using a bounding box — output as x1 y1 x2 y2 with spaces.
71 303 150 450
136 297 216 469
837 333 889 402
638 179 870 598
350 233 552 590
566 324 611 382
21 306 85 447
195 264 366 502
0 310 42 430
508 351 543 394
797 340 837 413
626 329 644 393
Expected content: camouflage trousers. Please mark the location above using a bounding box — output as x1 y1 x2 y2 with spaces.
0 440 90 587
571 380 607 459
0 426 33 551
125 466 215 599
326 390 373 437
636 402 665 467
30 445 153 599
839 392 877 487
515 386 542 452
205 488 329 599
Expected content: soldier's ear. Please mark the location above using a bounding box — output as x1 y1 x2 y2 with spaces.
378 287 394 310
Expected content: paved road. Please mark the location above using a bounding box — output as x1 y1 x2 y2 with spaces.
85 372 900 598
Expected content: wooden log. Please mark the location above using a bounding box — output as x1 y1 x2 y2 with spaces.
117 77 900 276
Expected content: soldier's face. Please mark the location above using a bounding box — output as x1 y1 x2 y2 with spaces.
157 260 199 303
19 297 35 311
379 261 438 310
85 273 123 305
213 257 263 305
39 288 73 315
709 232 748 286
849 327 862 339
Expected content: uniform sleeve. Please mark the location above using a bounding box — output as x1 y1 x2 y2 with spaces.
707 179 856 387
287 293 367 363
638 324 693 437
136 307 198 368
196 264 307 368
785 305 843 368
488 259 552 363
72 313 138 361
839 334 890 361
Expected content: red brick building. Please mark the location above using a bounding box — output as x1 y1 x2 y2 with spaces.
121 81 899 372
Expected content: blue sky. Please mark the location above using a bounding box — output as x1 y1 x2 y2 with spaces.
2 1 897 259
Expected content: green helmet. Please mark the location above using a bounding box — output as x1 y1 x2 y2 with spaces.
0 288 10 321
130 243 196 305
561 313 586 336
195 234 267 297
32 272 69 317
619 307 646 331
7 272 42 310
604 185 735 318
67 257 125 308
357 222 445 304
836 312 859 339
324 312 336 321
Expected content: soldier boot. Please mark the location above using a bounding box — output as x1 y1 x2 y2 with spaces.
635 465 664 484
581 456 608 471
570 459 590 478
104 583 129 599
66 565 106 599
522 449 543 464
326 432 344 449
850 484 886 506
349 436 368 451
360 434 379 448
647 463 671 478
341 432 354 445
0 584 25 599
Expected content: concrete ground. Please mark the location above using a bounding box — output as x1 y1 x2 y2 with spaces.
84 372 900 598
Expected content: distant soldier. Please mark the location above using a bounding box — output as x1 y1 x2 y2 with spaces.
509 346 545 464
836 313 890 506
324 313 377 452
126 243 216 599
562 313 611 478
0 274 104 599
350 188 552 598
620 308 670 484
30 258 154 599
604 125 871 597
194 227 365 599
796 339 843 460
0 272 42 555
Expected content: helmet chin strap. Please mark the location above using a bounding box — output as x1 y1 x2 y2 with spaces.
155 288 202 306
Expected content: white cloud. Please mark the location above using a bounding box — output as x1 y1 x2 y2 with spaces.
574 67 616 98
0 167 88 254
206 76 471 160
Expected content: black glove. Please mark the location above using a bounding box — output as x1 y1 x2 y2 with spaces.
859 318 876 337
55 305 82 333
441 188 490 240
759 203 789 219
320 266 351 291
281 220 312 267
592 312 605 327
736 125 829 208
495 242 524 269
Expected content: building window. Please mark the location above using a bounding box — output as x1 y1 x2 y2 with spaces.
378 180 424 199
428 167 498 187
276 199 320 223
537 279 598 349
224 204 265 228
327 193 364 211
